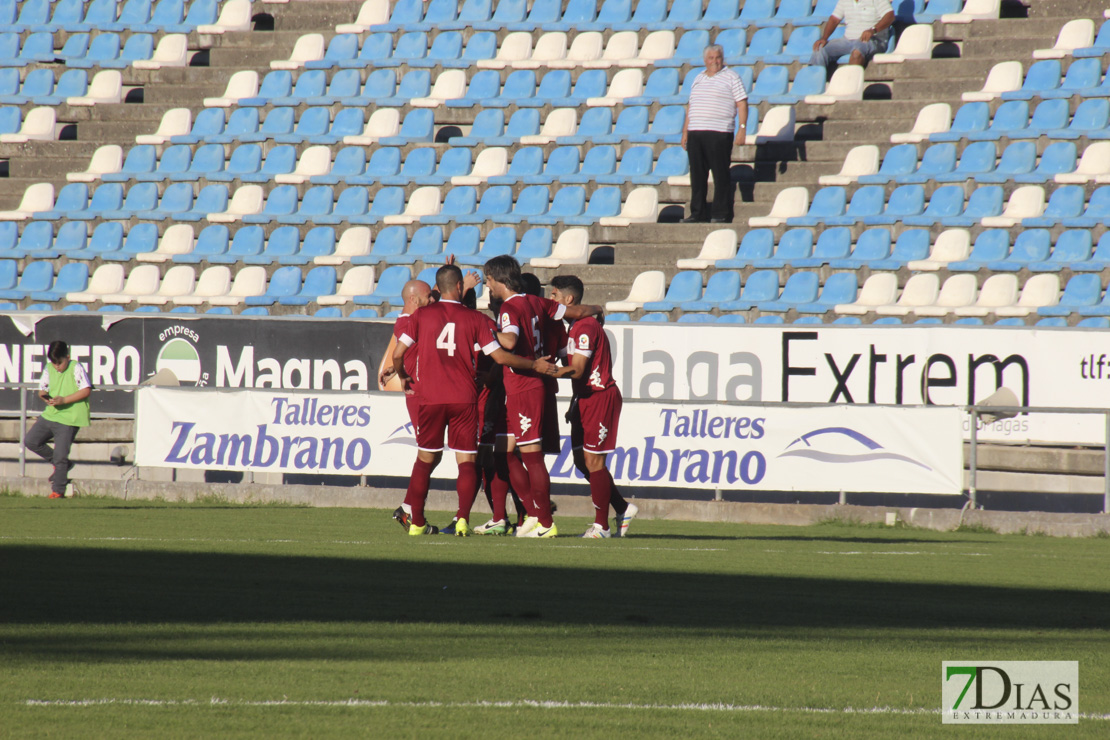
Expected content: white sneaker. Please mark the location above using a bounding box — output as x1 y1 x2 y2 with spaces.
614 503 638 538
515 516 540 537
581 523 611 539
473 518 509 535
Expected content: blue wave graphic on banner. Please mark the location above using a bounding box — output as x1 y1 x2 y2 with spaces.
778 427 932 470
382 422 417 447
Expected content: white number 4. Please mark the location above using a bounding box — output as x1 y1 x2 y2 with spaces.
436 323 457 356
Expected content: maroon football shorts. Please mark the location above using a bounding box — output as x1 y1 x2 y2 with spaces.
416 402 479 454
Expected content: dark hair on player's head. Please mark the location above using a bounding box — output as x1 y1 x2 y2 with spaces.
47 341 69 364
550 275 584 304
435 264 464 294
520 272 543 297
483 255 523 293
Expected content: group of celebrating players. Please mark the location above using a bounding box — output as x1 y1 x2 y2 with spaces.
379 255 637 539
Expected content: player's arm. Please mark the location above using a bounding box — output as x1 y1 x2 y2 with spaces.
562 303 603 321
392 338 415 393
490 347 555 375
552 352 588 380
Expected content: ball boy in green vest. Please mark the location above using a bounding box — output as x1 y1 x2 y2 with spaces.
24 341 92 499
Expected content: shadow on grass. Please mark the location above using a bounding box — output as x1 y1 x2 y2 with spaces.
1 545 1107 637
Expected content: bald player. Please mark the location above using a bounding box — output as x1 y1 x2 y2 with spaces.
379 279 435 530
394 265 557 536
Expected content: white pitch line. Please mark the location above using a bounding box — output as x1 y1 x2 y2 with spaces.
21 699 1110 720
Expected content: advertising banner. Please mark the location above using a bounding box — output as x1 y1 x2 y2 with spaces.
5 315 1104 444
136 388 964 495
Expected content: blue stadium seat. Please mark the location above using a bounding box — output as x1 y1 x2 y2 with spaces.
1029 229 1092 272
870 228 930 270
795 227 852 267
565 108 616 145
1062 186 1110 228
562 145 618 183
858 144 918 184
987 229 1051 271
174 223 230 264
1001 59 1061 101
658 28 709 67
414 31 464 68
900 143 958 183
796 273 857 314
721 271 781 312
350 186 405 225
930 102 990 142
935 141 999 182
1039 274 1103 315
529 147 582 185
31 262 88 302
312 146 367 185
1024 185 1085 227
78 222 125 260
280 266 337 306
716 229 775 268
206 226 264 264
242 145 298 183
682 271 741 311
833 185 889 225
304 34 360 70
787 187 846 226
754 228 812 268
938 185 1003 227
104 0 153 31
562 186 619 225
1051 98 1109 140
354 264 411 305
453 186 512 224
488 147 545 185
415 148 472 185
379 108 434 145
1012 141 1076 183
446 69 502 109
421 186 477 225
631 146 688 185
241 185 298 224
754 272 819 313
865 184 925 225
340 33 392 69
828 228 892 269
379 31 428 67
1040 57 1101 99
597 146 652 184
949 230 1010 272
643 271 703 312
350 148 403 185
380 148 438 186
245 265 303 306
178 184 228 222
110 33 157 69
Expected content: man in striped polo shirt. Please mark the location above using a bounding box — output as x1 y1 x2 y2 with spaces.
682 45 748 224
811 0 895 75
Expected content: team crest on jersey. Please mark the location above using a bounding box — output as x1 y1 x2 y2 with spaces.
518 413 533 434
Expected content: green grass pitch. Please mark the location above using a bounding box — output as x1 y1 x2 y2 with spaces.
1 494 1108 738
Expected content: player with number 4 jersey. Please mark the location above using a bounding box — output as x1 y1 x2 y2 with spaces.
394 265 555 537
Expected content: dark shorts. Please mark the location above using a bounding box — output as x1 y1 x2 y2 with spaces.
541 378 561 455
478 386 506 447
417 402 479 454
571 386 622 454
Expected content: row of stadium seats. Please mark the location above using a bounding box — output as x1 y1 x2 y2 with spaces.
0 181 662 226
611 268 1110 320
0 31 189 70
346 0 989 34
703 227 1110 272
0 222 585 267
139 103 791 148
1 0 238 33
752 183 1110 230
9 256 1110 323
275 24 867 72
71 143 694 187
966 57 1110 102
201 64 853 109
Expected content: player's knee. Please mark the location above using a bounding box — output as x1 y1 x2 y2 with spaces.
849 50 864 65
583 452 606 473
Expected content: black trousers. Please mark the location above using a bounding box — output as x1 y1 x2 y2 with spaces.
25 417 79 494
686 130 734 221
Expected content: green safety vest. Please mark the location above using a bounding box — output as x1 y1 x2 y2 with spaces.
42 363 91 428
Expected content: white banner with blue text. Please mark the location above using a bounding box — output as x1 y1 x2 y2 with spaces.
136 388 963 494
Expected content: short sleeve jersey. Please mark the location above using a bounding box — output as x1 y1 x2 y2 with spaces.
392 313 418 384
567 317 615 398
399 300 500 405
498 294 565 395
